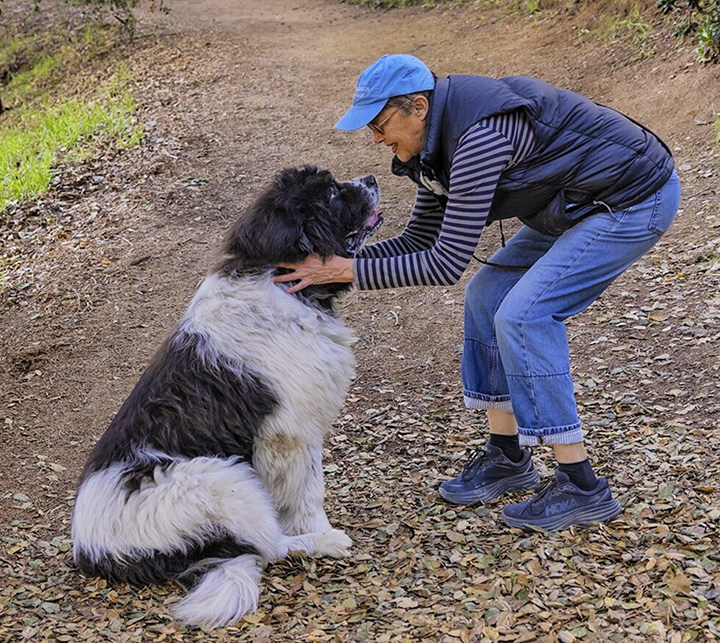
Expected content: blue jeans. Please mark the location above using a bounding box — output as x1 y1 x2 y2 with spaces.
462 171 681 445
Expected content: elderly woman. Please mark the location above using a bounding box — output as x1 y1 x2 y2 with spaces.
275 54 680 531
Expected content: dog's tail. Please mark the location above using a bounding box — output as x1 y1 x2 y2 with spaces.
173 554 262 630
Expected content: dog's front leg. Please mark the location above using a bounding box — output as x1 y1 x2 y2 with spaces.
279 441 331 534
254 437 351 557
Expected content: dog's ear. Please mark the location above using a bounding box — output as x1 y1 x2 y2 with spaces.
222 165 348 270
224 201 314 267
300 209 345 259
257 205 314 263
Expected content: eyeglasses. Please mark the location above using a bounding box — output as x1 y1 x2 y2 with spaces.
368 107 399 136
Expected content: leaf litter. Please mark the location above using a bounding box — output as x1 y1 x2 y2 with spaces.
1 2 720 643
3 382 719 642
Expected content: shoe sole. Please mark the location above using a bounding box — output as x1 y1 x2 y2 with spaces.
502 498 623 531
439 469 541 505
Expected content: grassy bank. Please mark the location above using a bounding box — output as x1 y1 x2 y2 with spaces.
0 24 143 212
341 0 719 64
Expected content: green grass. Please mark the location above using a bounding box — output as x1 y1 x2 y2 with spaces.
1 28 76 99
521 0 542 13
0 34 30 70
0 26 143 212
6 52 62 96
1 24 117 108
1 88 142 209
0 85 142 211
576 4 654 61
603 6 653 56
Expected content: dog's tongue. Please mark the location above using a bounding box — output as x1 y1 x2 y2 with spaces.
346 209 383 255
365 209 382 229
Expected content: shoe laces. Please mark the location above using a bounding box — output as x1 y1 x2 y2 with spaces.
526 476 560 509
460 447 489 481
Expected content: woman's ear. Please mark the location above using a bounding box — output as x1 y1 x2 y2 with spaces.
413 95 430 121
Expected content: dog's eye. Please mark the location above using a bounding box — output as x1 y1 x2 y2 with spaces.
329 185 340 199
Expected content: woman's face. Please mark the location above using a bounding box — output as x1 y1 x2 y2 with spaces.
368 97 429 162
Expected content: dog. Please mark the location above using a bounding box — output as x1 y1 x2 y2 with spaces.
71 166 382 629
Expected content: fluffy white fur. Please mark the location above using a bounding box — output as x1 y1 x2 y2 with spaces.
72 273 355 628
72 167 378 630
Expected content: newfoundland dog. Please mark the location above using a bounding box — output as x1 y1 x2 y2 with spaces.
71 166 381 629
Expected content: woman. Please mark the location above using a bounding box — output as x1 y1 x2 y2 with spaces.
274 54 681 531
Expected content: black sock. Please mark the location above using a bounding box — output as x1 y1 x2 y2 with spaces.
489 433 523 463
558 459 598 491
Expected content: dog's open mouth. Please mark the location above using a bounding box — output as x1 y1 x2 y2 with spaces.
345 209 383 256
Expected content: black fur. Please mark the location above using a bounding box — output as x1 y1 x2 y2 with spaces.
218 166 378 307
80 333 277 481
75 531 259 587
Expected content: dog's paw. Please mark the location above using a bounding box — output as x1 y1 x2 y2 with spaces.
312 529 352 558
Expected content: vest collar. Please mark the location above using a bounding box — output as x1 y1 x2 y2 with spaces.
419 76 449 175
391 154 420 180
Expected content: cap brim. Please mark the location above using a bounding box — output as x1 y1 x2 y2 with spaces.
334 101 386 131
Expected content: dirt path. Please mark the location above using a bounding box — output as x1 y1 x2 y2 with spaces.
1 0 720 641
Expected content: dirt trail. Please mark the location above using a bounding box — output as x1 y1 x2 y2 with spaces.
1 0 720 640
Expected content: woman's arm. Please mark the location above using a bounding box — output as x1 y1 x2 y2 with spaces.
275 115 534 293
357 185 444 259
353 125 516 290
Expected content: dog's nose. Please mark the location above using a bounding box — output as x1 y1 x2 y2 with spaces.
363 175 377 187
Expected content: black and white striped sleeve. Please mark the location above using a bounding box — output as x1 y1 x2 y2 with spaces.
354 114 533 290
355 184 444 260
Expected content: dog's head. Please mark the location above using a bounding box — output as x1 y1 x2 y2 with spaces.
221 165 382 275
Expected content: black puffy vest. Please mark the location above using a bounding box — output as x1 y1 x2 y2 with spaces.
392 75 674 235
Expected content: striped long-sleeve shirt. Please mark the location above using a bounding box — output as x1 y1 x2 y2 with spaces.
354 111 535 290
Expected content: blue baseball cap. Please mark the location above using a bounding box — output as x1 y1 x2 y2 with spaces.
334 54 435 131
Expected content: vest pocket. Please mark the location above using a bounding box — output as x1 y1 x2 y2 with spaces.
521 189 593 236
519 190 564 236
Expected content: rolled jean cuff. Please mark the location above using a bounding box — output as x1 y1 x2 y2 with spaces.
463 392 514 413
518 423 584 446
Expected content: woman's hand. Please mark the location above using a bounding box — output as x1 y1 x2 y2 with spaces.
273 255 354 294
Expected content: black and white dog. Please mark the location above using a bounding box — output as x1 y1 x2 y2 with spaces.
71 166 381 629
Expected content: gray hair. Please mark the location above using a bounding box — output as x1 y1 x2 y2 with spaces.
386 90 433 114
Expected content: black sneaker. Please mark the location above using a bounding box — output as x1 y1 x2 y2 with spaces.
439 444 540 505
501 470 622 531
